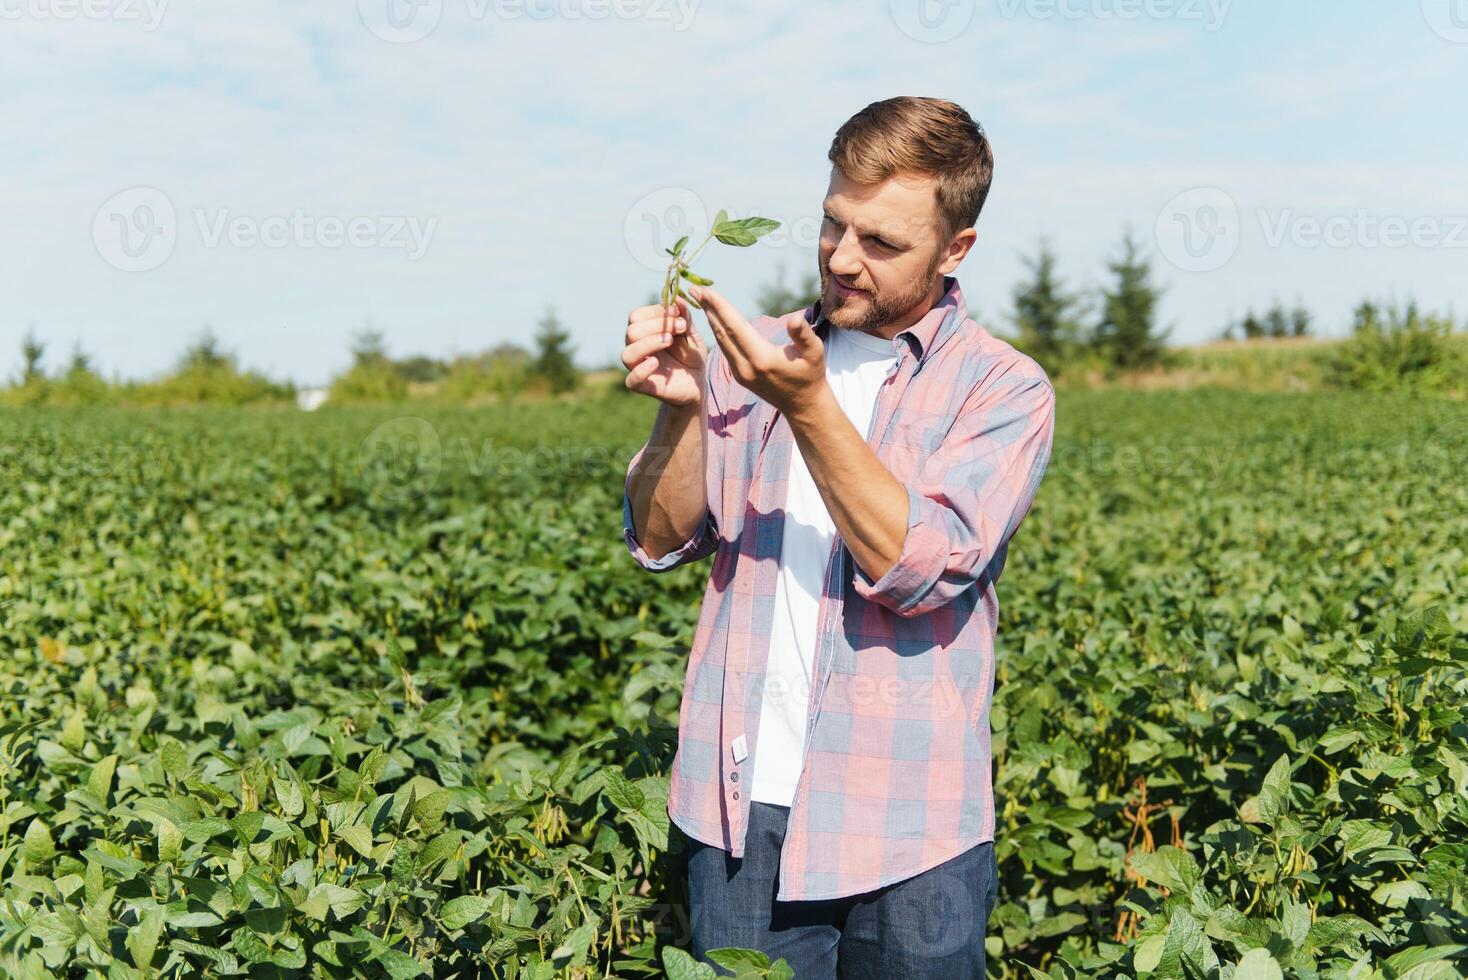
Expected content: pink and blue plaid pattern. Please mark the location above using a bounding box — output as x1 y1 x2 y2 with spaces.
622 276 1056 901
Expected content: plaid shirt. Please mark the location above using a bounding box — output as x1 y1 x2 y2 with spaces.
621 276 1056 901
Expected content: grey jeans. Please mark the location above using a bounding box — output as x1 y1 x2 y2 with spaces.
687 801 999 979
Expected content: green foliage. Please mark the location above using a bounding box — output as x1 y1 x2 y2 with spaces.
753 262 820 318
0 390 1463 977
331 330 410 404
123 329 294 407
1224 302 1312 342
1091 229 1170 371
1324 301 1466 395
1010 239 1087 376
532 308 580 396
660 209 780 311
21 330 45 385
3 331 294 408
436 344 534 404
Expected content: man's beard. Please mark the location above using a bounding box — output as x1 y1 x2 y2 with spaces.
818 255 941 334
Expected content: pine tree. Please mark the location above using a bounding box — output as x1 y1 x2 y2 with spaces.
756 261 821 316
21 330 45 383
1009 239 1082 371
533 307 580 394
1290 305 1312 337
1092 230 1168 370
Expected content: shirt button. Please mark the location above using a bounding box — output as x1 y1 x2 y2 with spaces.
730 772 739 783
732 791 739 800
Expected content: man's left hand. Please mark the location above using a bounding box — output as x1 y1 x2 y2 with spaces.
688 285 827 417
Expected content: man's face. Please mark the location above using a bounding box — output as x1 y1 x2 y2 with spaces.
817 168 955 335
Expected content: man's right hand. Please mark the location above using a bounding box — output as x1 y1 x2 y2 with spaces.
623 299 708 409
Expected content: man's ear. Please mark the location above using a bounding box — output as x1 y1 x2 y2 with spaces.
936 228 978 275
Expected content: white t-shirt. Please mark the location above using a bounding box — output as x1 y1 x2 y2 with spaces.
749 324 900 807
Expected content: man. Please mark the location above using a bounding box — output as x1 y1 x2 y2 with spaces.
619 96 1055 978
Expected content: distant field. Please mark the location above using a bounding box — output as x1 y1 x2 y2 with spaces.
1062 333 1468 396
0 391 1463 977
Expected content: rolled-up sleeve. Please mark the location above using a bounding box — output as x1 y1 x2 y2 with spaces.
621 445 719 572
621 347 727 573
851 373 1056 617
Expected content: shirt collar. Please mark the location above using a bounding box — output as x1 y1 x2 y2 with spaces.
806 275 966 364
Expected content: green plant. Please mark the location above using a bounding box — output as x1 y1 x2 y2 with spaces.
660 210 780 310
0 392 1462 976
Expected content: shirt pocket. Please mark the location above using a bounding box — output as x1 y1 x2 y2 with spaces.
882 412 951 465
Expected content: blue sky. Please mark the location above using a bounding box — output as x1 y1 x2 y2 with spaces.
3 0 1465 385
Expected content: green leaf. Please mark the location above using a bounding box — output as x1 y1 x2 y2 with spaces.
707 947 771 972
662 947 717 980
1256 754 1292 825
23 818 56 864
412 789 453 833
602 767 646 812
87 754 118 801
127 907 166 970
1127 845 1202 894
358 745 388 787
273 776 304 817
157 817 183 863
439 894 495 930
339 824 375 858
419 829 462 870
672 234 689 257
1233 948 1283 980
373 947 430 979
1371 878 1430 909
550 921 598 967
712 216 780 247
305 883 365 921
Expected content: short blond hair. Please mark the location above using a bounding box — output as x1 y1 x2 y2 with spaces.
827 96 994 245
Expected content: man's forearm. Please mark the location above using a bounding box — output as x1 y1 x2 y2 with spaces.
627 400 709 562
787 383 909 583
